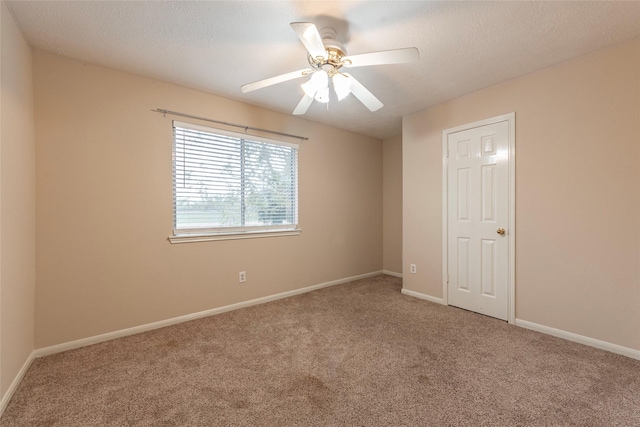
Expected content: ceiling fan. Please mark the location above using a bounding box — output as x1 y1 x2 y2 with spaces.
241 22 419 115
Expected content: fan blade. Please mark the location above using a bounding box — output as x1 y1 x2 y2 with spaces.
346 74 383 112
343 47 419 68
290 22 326 59
293 95 314 115
241 69 310 93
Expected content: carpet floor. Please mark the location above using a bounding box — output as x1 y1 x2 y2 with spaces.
2 275 639 426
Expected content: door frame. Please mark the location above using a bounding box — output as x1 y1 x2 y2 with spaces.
441 112 516 324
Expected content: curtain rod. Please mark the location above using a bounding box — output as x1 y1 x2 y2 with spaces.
151 108 308 141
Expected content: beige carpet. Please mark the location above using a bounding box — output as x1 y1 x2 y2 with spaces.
2 275 639 426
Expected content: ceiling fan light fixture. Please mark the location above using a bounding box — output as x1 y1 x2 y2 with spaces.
332 73 351 101
315 86 330 103
301 79 317 98
301 70 328 98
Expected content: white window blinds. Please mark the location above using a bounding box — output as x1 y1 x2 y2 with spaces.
172 121 299 236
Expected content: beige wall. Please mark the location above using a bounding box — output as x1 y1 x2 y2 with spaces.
0 1 36 397
33 52 382 348
382 135 402 274
403 39 640 351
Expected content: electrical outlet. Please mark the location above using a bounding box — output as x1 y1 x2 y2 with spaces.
239 271 246 283
410 264 417 274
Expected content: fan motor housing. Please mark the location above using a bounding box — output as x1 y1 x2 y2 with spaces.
308 28 348 74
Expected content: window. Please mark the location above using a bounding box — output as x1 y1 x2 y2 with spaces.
170 121 299 242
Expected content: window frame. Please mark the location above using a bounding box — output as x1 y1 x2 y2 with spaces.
169 120 301 244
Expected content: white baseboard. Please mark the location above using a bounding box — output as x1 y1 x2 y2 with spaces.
35 270 384 358
401 288 445 305
399 293 640 361
515 319 640 361
0 351 36 417
382 270 403 278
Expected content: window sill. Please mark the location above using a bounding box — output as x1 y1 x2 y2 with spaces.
168 229 301 244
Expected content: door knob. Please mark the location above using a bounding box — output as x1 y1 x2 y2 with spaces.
497 228 506 236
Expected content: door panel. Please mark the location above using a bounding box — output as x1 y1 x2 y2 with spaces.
447 121 509 320
457 237 470 291
481 239 495 296
457 168 470 220
481 165 496 221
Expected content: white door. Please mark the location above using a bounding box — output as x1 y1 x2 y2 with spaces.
445 118 511 321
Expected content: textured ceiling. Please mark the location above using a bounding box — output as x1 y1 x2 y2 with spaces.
7 1 640 139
